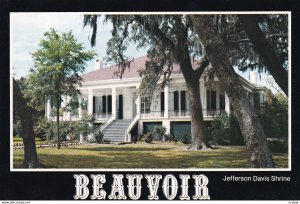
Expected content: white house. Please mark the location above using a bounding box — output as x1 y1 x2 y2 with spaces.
45 55 266 143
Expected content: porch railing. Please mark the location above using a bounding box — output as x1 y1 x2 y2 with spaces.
125 113 140 142
202 109 226 116
141 111 164 118
168 110 191 117
140 109 226 118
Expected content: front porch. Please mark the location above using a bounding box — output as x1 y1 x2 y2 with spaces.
45 81 231 123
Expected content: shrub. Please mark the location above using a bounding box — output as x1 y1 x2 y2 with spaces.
153 125 166 141
95 131 104 143
210 114 244 145
145 133 153 143
165 133 177 142
267 138 288 153
181 134 191 144
211 114 230 145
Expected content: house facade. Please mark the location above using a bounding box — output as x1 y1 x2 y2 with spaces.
45 56 266 143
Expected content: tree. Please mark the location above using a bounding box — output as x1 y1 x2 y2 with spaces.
84 15 211 150
191 15 274 167
13 79 44 168
27 28 96 149
259 90 288 139
238 15 288 96
215 14 288 95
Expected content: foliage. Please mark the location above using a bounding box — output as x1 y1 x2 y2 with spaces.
210 114 244 145
217 14 288 73
95 132 104 144
33 114 94 143
144 132 153 143
259 90 288 138
181 134 191 144
164 134 177 142
26 28 96 109
211 114 230 145
34 117 52 141
26 28 96 148
153 125 166 141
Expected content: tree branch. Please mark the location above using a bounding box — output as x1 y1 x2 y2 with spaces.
238 15 288 96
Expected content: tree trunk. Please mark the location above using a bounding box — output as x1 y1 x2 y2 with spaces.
21 111 39 168
191 15 274 167
238 15 288 96
56 95 61 149
13 79 44 168
186 79 211 150
176 36 211 150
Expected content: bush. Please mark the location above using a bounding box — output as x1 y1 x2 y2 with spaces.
95 131 104 143
33 114 94 143
211 114 230 145
259 92 288 139
165 133 177 142
267 138 288 153
145 133 153 143
153 125 166 141
210 114 244 145
181 134 191 144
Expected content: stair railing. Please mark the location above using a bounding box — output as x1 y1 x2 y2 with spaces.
124 113 140 142
91 113 116 137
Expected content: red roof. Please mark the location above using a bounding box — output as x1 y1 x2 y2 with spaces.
81 55 203 82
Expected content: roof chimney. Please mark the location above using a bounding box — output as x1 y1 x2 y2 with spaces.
94 59 103 70
249 71 257 84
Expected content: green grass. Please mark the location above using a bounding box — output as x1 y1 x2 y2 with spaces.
13 142 288 169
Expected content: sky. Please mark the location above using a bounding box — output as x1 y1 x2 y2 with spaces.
10 13 281 93
10 13 147 78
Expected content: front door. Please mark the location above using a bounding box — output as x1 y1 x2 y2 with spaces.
118 95 123 119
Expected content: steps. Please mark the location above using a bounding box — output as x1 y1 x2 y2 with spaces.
101 119 132 143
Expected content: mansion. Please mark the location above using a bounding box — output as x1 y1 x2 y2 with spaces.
45 56 266 143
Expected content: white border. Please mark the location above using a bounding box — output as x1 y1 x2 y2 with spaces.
10 11 292 172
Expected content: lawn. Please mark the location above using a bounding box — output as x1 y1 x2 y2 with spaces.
13 142 288 169
13 137 43 145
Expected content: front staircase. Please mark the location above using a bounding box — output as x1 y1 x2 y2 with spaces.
102 119 133 143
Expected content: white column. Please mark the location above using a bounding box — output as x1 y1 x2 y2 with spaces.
225 92 230 115
80 134 84 143
136 95 141 116
138 121 143 135
112 87 116 118
88 89 93 115
164 86 169 118
78 97 82 119
163 120 170 135
66 96 71 121
46 99 51 120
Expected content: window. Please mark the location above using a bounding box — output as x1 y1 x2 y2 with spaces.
107 95 112 113
180 91 186 111
253 93 260 110
207 90 216 110
220 94 225 110
141 96 151 113
161 92 164 111
93 96 95 113
174 91 179 111
102 95 106 113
